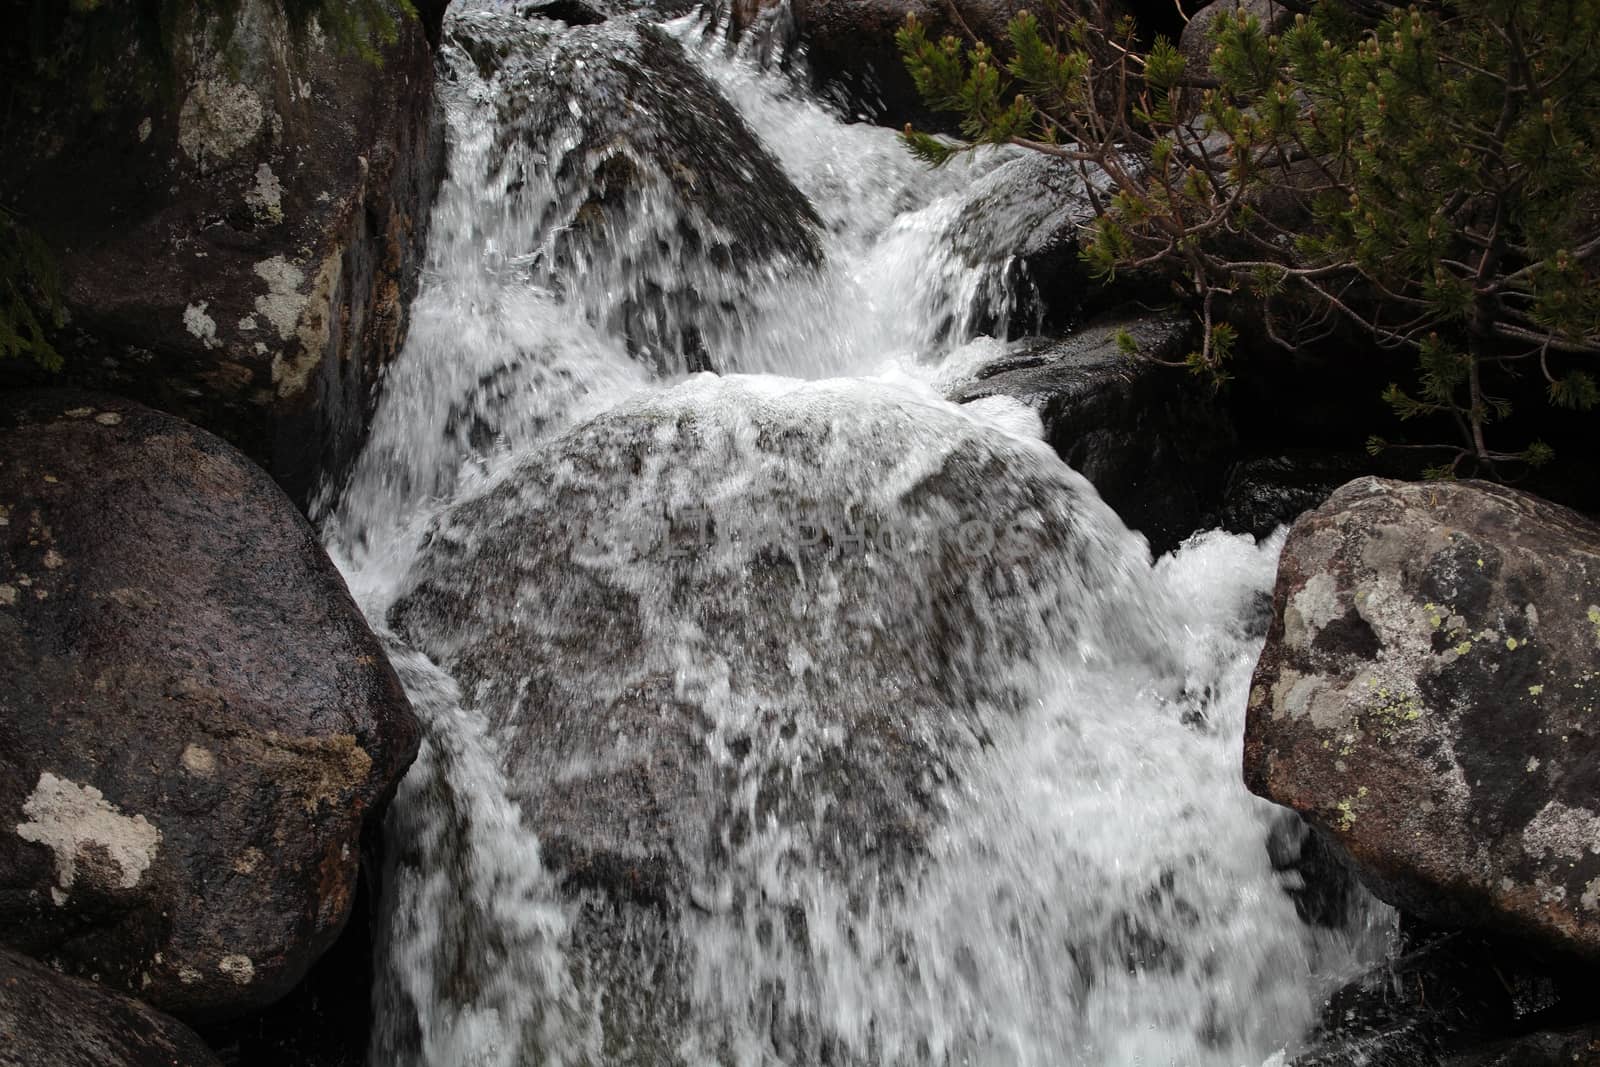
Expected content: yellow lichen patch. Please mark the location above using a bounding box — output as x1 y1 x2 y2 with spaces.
241 732 374 814
1336 786 1370 832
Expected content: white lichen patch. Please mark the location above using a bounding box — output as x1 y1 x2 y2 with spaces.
1522 800 1600 862
14 773 161 892
252 256 307 340
94 412 122 426
0 585 16 607
42 550 63 570
1584 877 1600 913
183 302 221 350
244 162 284 223
178 80 265 172
1285 572 1342 650
181 745 217 777
137 117 152 143
238 315 258 332
270 250 342 398
219 954 255 985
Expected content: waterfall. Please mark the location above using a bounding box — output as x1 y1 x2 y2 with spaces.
324 4 1392 1064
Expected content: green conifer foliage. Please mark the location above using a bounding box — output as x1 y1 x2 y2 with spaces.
900 1 1600 474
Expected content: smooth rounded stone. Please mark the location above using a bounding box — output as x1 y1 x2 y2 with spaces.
0 391 419 1020
0 0 444 507
386 374 1164 1061
1246 477 1600 960
949 309 1239 555
0 948 220 1067
441 5 822 373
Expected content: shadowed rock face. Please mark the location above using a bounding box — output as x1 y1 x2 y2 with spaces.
0 947 221 1067
950 310 1238 555
441 6 822 374
0 0 444 508
1246 477 1600 960
0 391 418 1021
719 0 1028 131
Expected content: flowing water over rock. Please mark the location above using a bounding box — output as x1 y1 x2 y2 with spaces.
326 5 1392 1063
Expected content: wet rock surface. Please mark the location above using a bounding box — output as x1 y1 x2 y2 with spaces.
0 0 444 507
1290 926 1599 1067
442 5 821 373
385 376 1163 1061
950 309 1238 555
0 390 418 1020
0 947 221 1067
1246 477 1600 961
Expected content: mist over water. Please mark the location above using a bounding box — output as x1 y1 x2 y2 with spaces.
324 5 1392 1063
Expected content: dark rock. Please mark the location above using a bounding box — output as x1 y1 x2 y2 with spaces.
0 947 220 1067
1220 452 1374 540
0 0 446 508
198 876 379 1067
1290 926 1598 1066
516 0 610 24
440 6 821 373
0 390 419 1021
720 0 1025 130
1444 1025 1600 1066
1265 809 1363 928
949 309 1238 555
1246 477 1600 961
383 375 1161 1061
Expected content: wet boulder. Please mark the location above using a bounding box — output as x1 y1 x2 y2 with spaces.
723 0 1025 130
949 309 1238 555
941 152 1098 334
0 948 221 1067
441 5 821 373
0 0 445 507
1246 477 1600 960
1289 928 1593 1067
0 391 419 1020
385 375 1163 1061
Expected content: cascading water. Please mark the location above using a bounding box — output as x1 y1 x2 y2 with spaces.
324 4 1393 1064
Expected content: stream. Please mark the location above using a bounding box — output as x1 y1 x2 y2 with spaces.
321 4 1392 1063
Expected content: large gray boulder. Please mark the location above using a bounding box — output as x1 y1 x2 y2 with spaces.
0 948 220 1067
0 0 445 506
0 391 419 1020
382 375 1164 1062
1246 477 1600 960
